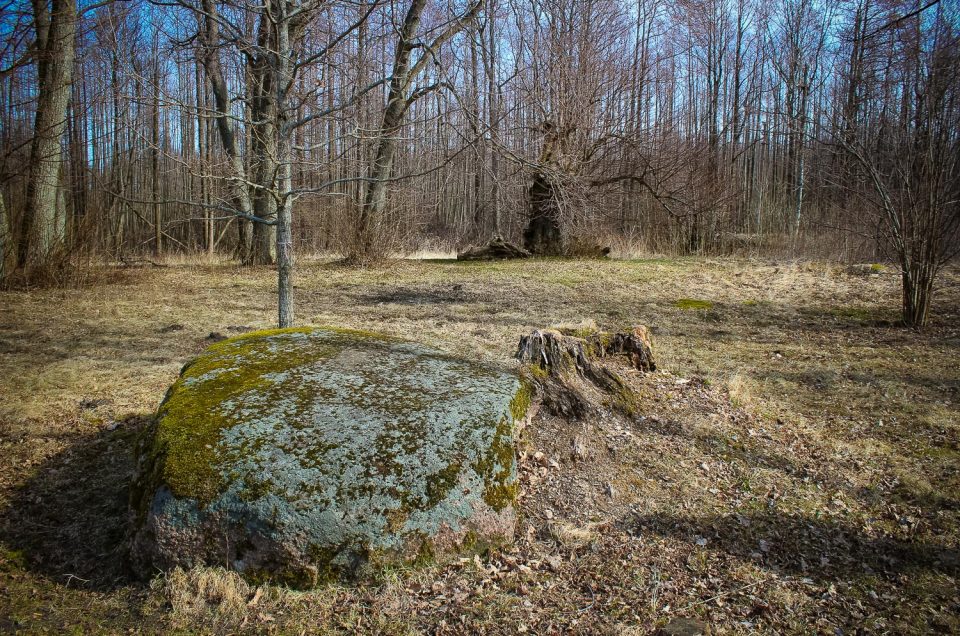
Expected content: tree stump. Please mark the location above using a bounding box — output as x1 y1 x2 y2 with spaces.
522 171 564 256
602 326 656 373
516 326 656 418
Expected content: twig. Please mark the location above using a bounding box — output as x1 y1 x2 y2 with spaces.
863 0 943 39
577 586 596 613
679 579 767 610
63 573 91 587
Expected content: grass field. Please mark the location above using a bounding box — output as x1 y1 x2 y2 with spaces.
1 257 957 634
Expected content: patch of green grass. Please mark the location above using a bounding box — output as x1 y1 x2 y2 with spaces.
675 298 714 311
826 305 882 322
0 548 26 570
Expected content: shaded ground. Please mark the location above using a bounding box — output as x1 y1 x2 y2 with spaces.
0 257 957 634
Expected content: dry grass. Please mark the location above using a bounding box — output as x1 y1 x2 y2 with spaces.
162 567 255 630
0 256 957 634
548 520 606 551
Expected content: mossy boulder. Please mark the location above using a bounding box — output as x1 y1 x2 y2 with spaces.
130 327 526 586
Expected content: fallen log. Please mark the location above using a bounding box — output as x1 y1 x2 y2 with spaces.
457 235 531 261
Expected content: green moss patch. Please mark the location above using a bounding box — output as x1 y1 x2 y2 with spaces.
152 327 331 503
674 298 714 311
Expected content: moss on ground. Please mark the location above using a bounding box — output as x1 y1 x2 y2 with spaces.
674 298 714 311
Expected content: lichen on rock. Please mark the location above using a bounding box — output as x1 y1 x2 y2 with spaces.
130 327 525 586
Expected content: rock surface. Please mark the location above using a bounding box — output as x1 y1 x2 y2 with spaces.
130 327 527 586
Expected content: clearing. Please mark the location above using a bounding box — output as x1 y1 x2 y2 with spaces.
0 257 957 634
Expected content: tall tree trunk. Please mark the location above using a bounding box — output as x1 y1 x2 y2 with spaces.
0 192 11 278
196 61 214 256
484 0 502 236
793 64 810 239
274 0 296 327
17 0 77 268
247 13 279 266
199 0 256 262
249 130 277 265
152 55 162 257
67 75 87 244
352 0 480 262
467 21 485 238
353 0 429 262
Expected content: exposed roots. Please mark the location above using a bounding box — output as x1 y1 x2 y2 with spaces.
516 326 656 418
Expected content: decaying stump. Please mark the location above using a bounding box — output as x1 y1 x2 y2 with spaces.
522 171 564 256
457 235 531 261
603 326 657 373
516 326 656 418
522 121 571 257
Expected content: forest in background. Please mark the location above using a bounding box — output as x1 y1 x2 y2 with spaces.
1 2 959 631
0 0 958 325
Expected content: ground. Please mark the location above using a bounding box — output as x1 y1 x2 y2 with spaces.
0 257 957 634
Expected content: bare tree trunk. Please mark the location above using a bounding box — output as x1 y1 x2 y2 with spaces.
247 14 279 266
67 75 87 244
275 0 294 327
902 262 934 329
17 0 77 268
152 54 162 257
199 0 256 261
468 21 484 237
793 64 810 239
0 192 11 278
196 61 214 256
351 0 480 263
482 0 502 236
353 0 429 262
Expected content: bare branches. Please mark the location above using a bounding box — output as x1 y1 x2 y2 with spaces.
1 0 956 326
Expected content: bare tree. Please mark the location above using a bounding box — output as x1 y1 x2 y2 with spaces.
16 0 76 270
835 3 959 328
1 0 955 334
348 0 482 264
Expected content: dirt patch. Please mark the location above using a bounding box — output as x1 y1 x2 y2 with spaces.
353 283 484 306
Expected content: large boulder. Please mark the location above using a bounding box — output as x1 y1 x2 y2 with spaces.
130 327 528 586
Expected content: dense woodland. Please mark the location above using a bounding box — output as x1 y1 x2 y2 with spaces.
0 0 958 325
